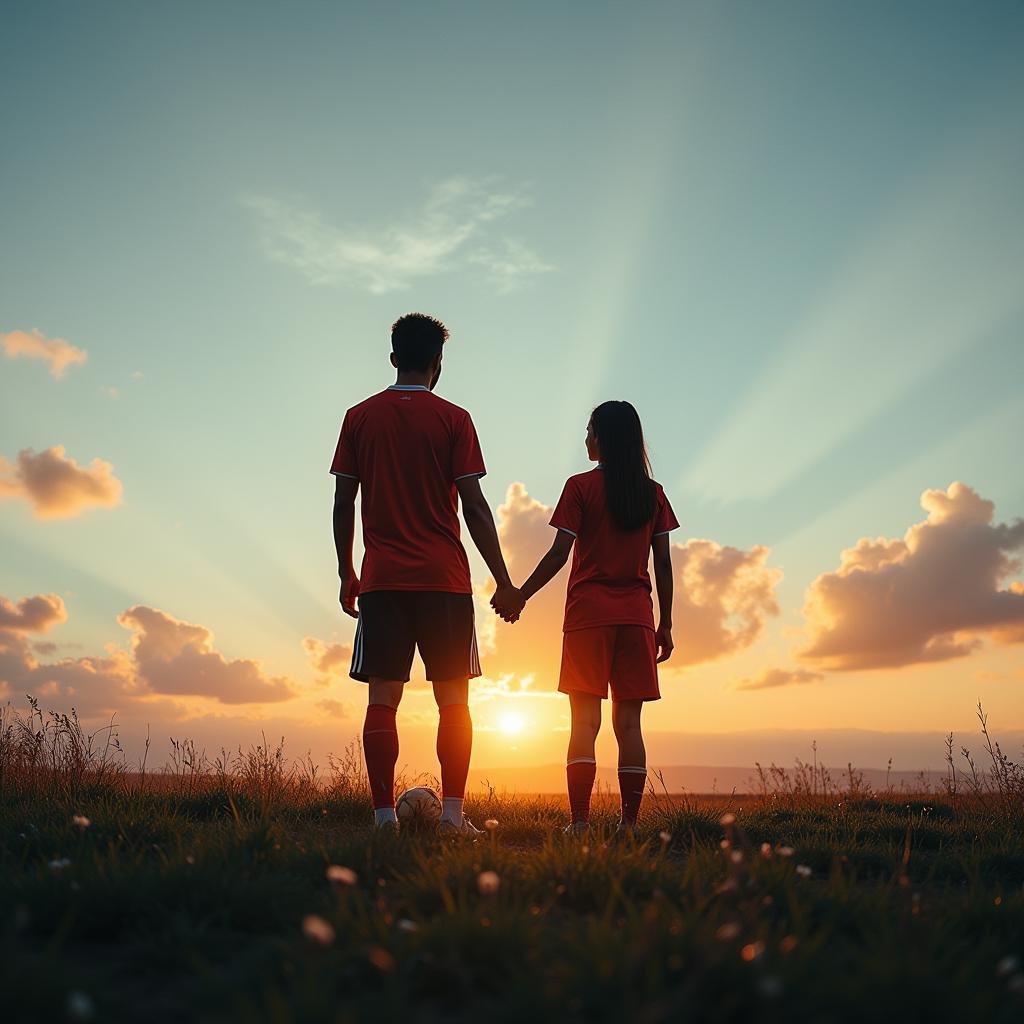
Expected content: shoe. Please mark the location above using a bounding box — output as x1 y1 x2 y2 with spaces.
563 821 591 838
375 818 399 834
437 815 485 840
611 821 639 843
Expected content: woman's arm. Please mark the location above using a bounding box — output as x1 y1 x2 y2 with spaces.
652 532 674 662
520 530 575 601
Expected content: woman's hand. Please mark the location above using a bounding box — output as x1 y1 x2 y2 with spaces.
655 624 674 663
491 584 525 623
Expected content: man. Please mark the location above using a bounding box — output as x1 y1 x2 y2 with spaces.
331 313 522 834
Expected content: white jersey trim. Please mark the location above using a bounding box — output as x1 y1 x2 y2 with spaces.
331 471 359 479
454 471 487 481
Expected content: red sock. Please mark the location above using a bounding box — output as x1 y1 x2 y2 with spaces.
437 704 472 799
363 704 399 809
566 758 597 823
618 766 647 824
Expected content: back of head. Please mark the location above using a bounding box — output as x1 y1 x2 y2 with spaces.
591 400 655 531
391 313 449 372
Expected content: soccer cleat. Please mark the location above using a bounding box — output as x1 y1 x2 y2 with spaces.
611 821 639 843
437 814 485 840
563 821 591 839
375 818 399 834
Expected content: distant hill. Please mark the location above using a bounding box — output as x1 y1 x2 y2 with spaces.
467 763 950 795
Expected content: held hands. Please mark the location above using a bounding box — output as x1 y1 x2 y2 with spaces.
491 582 526 624
655 624 674 663
339 573 360 618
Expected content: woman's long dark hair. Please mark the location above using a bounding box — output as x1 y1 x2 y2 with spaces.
590 400 656 531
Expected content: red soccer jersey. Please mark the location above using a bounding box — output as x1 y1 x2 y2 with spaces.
330 385 486 594
549 468 679 632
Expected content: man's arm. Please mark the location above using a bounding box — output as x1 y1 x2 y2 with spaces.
519 530 575 603
652 532 674 662
456 476 520 613
333 475 360 618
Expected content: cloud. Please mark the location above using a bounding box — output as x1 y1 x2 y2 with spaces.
0 593 67 633
0 446 123 519
734 667 824 691
1 595 302 715
798 482 1024 671
316 698 353 719
671 540 783 668
2 328 87 378
119 606 295 704
244 177 552 294
303 636 352 684
480 483 783 684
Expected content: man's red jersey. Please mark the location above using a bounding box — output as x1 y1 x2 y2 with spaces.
330 385 485 594
549 468 679 632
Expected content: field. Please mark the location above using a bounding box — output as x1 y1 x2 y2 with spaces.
2 704 1023 1023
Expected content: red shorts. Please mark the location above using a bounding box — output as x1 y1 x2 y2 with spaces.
558 625 660 702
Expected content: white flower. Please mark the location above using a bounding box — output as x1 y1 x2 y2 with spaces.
49 858 72 871
719 813 736 826
66 991 95 1021
795 864 812 878
776 845 795 858
477 870 500 895
397 918 419 933
484 819 499 830
760 842 773 858
730 850 743 864
302 914 336 946
659 831 672 844
326 864 357 886
72 815 91 829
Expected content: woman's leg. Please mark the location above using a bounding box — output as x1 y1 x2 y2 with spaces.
612 699 646 825
566 691 602 824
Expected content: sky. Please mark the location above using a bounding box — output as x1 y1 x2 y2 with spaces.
2 2 1024 785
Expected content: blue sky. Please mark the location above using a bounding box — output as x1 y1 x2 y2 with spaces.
2 3 1024 760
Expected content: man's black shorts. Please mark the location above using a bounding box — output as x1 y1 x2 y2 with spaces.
350 591 481 683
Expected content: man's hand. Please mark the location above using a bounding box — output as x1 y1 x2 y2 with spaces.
491 583 525 624
655 624 674 663
339 574 360 618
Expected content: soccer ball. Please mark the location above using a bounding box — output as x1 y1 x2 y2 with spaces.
396 786 442 827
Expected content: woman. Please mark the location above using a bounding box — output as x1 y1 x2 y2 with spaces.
499 401 678 835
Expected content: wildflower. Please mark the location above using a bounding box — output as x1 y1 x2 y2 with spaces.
66 990 95 1021
719 812 736 826
659 830 672 844
302 914 336 946
997 955 1021 977
741 941 765 962
368 946 395 971
397 918 418 933
795 864 812 878
730 850 743 864
484 819 499 830
776 845 795 857
326 864 358 886
48 858 72 872
477 870 501 895
185 854 195 865
760 842 772 859
72 815 91 830
719 839 731 850
716 922 741 941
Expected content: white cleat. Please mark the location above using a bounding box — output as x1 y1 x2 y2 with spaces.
437 815 486 840
563 821 591 839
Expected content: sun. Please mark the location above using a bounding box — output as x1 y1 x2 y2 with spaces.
498 711 526 735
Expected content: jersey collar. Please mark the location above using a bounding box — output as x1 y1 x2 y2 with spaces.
388 384 430 391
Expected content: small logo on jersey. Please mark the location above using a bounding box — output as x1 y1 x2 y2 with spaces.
399 396 412 401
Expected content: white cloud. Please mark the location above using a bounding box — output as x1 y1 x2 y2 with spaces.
243 177 552 294
2 328 87 378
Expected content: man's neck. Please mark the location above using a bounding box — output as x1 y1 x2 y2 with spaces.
394 371 433 389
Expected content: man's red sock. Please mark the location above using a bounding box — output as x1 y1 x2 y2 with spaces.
618 765 647 825
566 758 597 823
363 704 399 809
437 703 472 801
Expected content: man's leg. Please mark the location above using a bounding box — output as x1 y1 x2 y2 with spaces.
612 699 646 825
433 677 471 825
364 679 404 827
566 691 602 824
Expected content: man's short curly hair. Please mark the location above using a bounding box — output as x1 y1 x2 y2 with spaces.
391 313 450 372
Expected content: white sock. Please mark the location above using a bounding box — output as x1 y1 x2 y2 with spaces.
440 797 464 824
374 807 398 827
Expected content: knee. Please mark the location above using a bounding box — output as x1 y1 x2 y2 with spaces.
612 709 641 740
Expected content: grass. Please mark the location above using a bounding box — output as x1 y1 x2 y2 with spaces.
2 701 1023 1023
